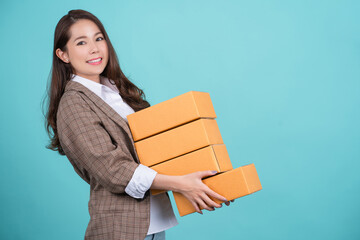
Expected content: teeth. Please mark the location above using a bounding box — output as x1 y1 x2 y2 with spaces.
87 58 101 63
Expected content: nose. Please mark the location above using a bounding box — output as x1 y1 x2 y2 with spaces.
89 40 99 54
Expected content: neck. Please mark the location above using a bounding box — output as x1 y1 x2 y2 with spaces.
76 73 101 83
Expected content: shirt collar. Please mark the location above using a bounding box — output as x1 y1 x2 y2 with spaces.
71 74 120 96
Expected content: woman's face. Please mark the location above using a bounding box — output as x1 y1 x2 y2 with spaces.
56 19 109 82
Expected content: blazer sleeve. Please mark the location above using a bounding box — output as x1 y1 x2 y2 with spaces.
56 91 139 194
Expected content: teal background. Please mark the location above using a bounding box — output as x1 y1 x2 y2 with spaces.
1 0 359 239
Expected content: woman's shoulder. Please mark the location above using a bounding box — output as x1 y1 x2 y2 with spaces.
59 90 84 107
60 81 90 105
57 88 92 118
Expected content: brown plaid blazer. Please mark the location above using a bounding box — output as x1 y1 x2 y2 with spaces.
57 80 150 240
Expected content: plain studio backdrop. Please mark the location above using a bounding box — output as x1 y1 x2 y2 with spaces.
0 1 359 239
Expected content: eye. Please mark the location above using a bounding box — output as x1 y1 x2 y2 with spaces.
77 41 86 46
96 36 104 41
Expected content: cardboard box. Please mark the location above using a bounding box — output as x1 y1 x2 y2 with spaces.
173 164 262 216
135 119 223 166
151 144 233 195
128 91 217 141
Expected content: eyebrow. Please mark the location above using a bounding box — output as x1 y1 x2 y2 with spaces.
73 32 103 42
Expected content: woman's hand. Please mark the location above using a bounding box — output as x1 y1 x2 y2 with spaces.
176 171 227 214
151 170 228 214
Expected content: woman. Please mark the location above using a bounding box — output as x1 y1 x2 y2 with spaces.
45 9 228 240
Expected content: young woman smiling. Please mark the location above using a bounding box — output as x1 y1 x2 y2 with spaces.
45 9 229 240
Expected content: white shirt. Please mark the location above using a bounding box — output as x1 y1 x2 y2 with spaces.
71 74 178 234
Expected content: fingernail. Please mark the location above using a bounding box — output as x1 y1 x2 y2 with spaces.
211 171 218 174
224 198 228 202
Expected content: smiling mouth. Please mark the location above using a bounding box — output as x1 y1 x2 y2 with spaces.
87 58 102 63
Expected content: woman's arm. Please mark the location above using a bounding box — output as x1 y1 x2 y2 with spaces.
151 171 227 214
57 91 139 194
58 91 231 210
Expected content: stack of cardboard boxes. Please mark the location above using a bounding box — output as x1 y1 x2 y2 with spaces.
127 91 262 216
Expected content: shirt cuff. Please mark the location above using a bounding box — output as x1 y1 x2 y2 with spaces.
125 164 157 199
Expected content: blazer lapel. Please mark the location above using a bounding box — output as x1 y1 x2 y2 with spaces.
64 80 135 144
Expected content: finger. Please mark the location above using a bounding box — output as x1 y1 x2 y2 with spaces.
190 200 202 214
197 170 217 179
195 197 214 212
204 186 227 202
201 193 222 208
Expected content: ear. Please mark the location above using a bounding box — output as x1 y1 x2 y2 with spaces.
56 48 70 63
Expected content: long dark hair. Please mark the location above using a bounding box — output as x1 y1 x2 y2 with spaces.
43 9 150 155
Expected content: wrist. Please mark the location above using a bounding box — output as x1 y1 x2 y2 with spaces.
168 175 184 192
151 174 184 192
